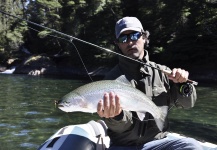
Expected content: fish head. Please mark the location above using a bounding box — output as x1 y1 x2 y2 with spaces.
57 92 89 113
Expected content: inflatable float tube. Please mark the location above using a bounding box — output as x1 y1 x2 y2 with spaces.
38 120 217 150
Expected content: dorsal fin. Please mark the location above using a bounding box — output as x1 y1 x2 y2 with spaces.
115 75 132 86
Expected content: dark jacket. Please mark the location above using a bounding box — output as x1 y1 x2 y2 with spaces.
103 51 197 146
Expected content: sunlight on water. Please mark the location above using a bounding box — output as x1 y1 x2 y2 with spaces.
0 74 216 149
169 84 217 143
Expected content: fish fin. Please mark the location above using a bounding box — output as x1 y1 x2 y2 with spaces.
136 112 146 121
155 106 168 131
115 75 132 86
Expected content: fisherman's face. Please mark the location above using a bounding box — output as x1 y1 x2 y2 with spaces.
117 30 146 59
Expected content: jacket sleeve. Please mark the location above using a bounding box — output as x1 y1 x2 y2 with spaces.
157 64 197 109
104 110 134 133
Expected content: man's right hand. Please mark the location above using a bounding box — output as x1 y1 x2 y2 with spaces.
97 92 122 118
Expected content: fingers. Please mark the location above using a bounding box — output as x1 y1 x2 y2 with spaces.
115 94 122 116
101 93 108 118
109 92 116 118
97 99 104 118
97 92 122 118
168 68 189 83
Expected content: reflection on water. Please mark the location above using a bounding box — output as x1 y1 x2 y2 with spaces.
169 84 217 143
0 74 216 149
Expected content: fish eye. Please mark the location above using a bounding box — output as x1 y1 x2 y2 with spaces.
65 101 70 104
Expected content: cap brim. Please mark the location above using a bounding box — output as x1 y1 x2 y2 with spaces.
116 27 142 38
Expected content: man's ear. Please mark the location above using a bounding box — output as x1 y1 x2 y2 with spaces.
143 36 149 47
142 35 146 43
142 34 146 39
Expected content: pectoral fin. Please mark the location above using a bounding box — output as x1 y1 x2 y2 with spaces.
115 75 132 86
136 112 146 121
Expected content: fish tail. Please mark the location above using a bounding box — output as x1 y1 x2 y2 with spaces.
155 106 168 131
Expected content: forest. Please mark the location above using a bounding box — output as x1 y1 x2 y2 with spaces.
0 0 216 77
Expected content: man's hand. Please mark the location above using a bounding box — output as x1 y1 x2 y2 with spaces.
168 68 189 83
97 92 122 118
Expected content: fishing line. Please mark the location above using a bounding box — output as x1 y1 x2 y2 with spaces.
0 10 93 81
68 41 93 82
27 26 68 41
0 10 198 85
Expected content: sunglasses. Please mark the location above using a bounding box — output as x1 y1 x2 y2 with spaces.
116 32 143 43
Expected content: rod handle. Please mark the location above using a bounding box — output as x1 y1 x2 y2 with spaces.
162 69 198 86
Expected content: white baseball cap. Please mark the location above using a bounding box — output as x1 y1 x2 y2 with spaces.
115 17 144 38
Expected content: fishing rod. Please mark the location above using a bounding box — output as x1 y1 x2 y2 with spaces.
0 10 198 85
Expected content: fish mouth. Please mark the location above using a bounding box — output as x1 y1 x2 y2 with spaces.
55 100 64 108
58 104 64 108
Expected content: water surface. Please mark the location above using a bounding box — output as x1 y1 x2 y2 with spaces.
0 74 216 149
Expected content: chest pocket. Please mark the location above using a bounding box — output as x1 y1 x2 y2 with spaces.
139 64 169 106
151 68 170 106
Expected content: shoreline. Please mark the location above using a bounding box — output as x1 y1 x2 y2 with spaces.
1 65 217 85
1 54 217 83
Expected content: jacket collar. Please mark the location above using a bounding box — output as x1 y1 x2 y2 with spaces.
118 50 151 80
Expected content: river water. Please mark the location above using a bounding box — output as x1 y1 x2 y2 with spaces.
0 74 216 149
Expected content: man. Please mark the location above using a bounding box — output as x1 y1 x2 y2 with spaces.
97 17 202 150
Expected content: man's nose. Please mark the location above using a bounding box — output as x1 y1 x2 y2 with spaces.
126 38 133 45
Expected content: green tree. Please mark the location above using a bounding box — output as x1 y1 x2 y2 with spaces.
0 0 27 64
24 0 62 54
0 0 216 69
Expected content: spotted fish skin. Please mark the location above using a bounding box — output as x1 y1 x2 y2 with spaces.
58 80 167 131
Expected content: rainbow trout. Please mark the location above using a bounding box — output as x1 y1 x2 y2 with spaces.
58 80 168 131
